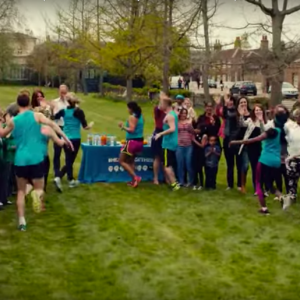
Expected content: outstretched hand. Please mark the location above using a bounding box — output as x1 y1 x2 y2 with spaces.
229 140 238 147
155 133 162 141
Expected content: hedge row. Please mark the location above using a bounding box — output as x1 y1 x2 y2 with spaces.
101 83 271 107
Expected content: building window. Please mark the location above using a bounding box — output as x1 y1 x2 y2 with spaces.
9 65 28 80
292 73 298 87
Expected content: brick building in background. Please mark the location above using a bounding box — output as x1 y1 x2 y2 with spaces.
192 35 300 90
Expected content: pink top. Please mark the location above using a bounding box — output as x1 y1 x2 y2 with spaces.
178 122 194 146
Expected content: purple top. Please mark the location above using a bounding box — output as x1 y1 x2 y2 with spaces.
154 106 166 130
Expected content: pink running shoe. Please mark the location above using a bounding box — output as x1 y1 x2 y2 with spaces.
132 176 141 188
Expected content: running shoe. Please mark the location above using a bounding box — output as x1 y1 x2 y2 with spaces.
0 202 3 210
54 177 63 193
193 186 197 190
18 224 26 231
282 195 292 210
225 187 232 191
69 180 80 188
132 176 141 188
198 186 203 190
172 183 180 191
31 190 42 213
127 181 134 186
258 208 270 215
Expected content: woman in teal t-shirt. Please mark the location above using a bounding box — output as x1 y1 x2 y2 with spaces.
54 92 93 191
118 101 144 188
230 107 289 215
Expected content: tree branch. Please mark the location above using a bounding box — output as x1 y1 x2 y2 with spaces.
282 4 300 16
245 0 273 16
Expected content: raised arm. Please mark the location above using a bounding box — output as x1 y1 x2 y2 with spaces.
155 115 175 140
74 108 93 130
0 119 14 137
41 126 65 147
35 112 73 150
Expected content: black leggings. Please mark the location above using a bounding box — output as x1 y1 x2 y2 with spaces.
193 149 204 187
223 137 241 188
60 139 81 181
44 155 50 191
256 162 281 207
248 150 261 191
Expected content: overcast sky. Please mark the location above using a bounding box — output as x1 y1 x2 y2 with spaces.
18 0 300 47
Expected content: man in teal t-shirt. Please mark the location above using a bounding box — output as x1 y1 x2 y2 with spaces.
155 96 180 191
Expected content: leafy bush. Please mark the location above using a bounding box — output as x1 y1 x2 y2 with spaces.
103 83 126 95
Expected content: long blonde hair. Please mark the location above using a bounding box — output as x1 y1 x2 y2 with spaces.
65 92 80 107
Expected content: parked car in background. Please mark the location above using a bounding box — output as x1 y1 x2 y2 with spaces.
169 76 183 89
230 81 257 96
268 82 299 99
208 79 217 88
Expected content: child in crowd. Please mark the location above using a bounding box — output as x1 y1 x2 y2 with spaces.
204 136 221 189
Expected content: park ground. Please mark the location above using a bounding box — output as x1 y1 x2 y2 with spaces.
1 86 300 300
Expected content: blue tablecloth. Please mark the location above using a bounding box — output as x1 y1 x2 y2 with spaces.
79 143 160 183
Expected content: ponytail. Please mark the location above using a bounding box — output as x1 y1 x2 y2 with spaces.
127 101 142 118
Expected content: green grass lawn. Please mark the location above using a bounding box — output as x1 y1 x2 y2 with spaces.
1 86 300 300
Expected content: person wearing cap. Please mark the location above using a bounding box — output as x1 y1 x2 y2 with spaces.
54 92 93 191
173 94 186 115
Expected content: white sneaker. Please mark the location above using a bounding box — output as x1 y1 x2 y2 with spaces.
237 187 242 191
226 187 231 191
69 180 80 188
54 177 63 193
193 186 197 191
282 195 292 210
198 186 203 190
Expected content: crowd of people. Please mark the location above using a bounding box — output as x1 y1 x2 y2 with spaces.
0 85 92 231
148 93 300 215
1 84 300 231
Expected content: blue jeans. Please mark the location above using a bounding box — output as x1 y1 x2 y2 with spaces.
176 145 193 185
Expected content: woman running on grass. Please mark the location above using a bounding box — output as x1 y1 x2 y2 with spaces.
230 107 289 215
0 93 72 231
118 101 144 188
54 92 93 192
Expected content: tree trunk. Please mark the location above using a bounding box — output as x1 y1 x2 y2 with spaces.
162 0 173 93
98 69 104 97
202 0 210 101
270 15 284 106
126 76 133 101
82 67 88 95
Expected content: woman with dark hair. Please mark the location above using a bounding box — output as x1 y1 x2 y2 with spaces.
176 108 201 187
195 101 221 140
238 104 266 194
118 101 144 188
31 90 52 119
54 92 93 191
222 95 241 190
264 105 290 194
230 107 290 214
236 96 251 192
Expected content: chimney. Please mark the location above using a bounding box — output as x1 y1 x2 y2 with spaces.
260 35 269 50
234 37 241 49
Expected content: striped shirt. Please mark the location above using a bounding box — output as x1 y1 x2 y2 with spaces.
178 122 194 146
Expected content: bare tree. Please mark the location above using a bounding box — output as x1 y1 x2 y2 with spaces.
200 0 219 100
245 0 300 105
161 0 202 93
